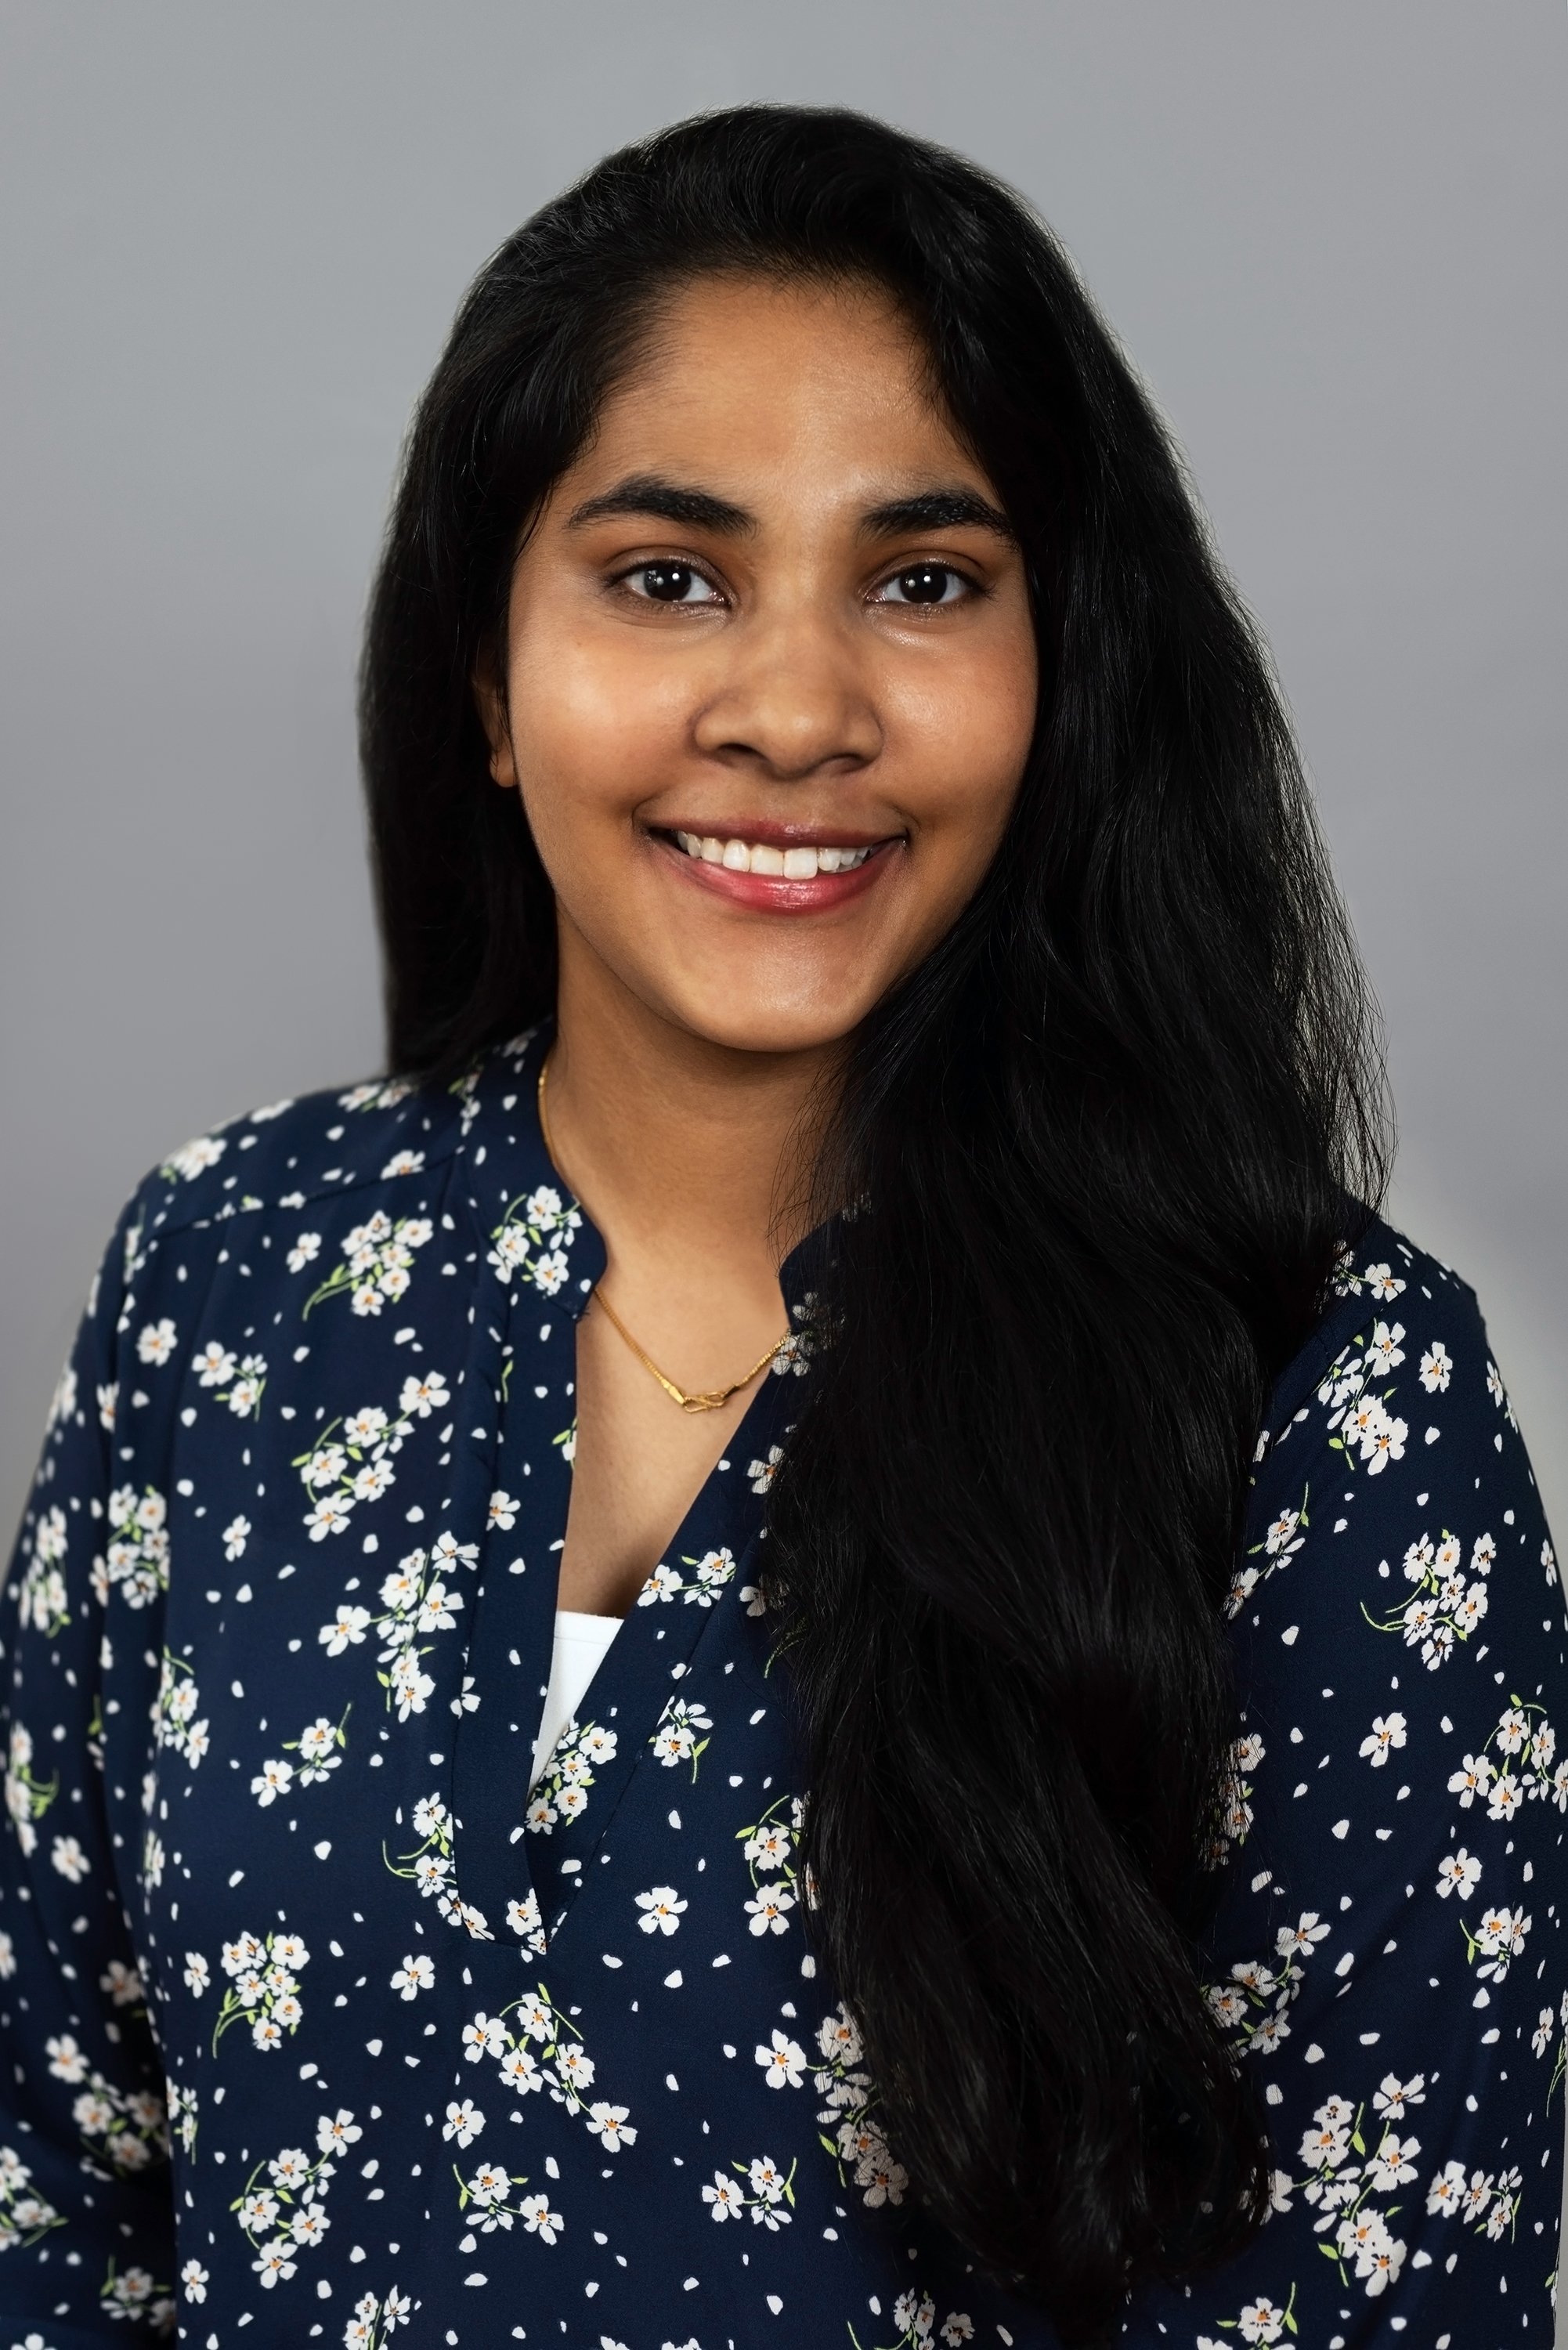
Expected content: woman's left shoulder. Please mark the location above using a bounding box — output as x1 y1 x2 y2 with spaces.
1230 1212 1561 1704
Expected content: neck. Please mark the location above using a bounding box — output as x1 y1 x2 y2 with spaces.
544 927 836 1301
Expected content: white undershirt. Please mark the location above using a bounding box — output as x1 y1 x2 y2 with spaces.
528 1609 622 1790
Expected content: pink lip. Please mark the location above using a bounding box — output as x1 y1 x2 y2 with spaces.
651 830 900 913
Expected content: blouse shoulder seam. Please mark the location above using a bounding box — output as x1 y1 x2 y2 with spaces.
129 1078 465 1247
1259 1221 1481 1452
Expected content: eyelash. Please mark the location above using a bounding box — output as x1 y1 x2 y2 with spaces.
609 559 984 609
871 564 978 609
612 561 724 607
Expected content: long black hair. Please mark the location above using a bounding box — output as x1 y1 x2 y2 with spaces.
361 105 1388 2345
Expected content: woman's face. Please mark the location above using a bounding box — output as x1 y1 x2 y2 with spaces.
486 273 1038 1057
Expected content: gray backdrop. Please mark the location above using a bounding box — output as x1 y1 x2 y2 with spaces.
3 2 1565 1556
2 0 1566 2318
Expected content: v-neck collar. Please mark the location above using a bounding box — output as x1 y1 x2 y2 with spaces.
444 1027 810 1958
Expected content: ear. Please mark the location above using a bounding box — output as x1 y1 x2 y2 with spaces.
473 653 518 789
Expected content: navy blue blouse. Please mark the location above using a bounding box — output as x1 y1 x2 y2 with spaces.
2 1027 1564 2349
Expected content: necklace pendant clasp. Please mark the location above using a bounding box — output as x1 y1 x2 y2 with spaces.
680 1389 729 1414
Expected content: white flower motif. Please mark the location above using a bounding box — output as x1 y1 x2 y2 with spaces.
519 2191 562 2242
1263 1506 1302 1557
352 1459 396 1504
45 2033 88 2082
319 1604 373 1655
755 2029 807 2088
47 1361 78 1432
193 1341 238 1389
290 2200 331 2247
744 1823 791 1872
747 2153 789 2204
635 1886 687 1936
165 1132 227 1180
304 1444 347 1490
744 1885 797 1936
1360 1401 1407 1474
638 1561 683 1607
1472 1904 1530 1979
702 2169 745 2222
305 1494 356 1542
251 1759 294 1807
1274 1911 1330 1958
465 2160 508 2210
499 2047 544 2095
1299 2113 1350 2169
391 1954 434 1999
555 2042 595 2099
1436 1848 1482 1900
1454 1581 1489 1636
136 1318 178 1365
462 2012 507 2063
1447 1752 1494 1806
748 1447 784 1495
50 1835 89 1883
586 2102 637 2150
1371 2072 1425 2118
399 1370 450 1419
388 1651 435 1720
1367 2132 1422 2192
532 1249 569 1297
1358 1712 1406 1767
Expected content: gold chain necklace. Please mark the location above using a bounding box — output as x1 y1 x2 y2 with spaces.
537 1055 791 1415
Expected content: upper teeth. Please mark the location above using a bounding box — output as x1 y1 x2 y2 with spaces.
674 832 872 877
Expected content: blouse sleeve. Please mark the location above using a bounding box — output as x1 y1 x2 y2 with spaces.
0 1195 178 2343
1125 1249 1566 2348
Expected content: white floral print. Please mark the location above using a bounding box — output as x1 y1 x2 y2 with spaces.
0 1066 1559 2343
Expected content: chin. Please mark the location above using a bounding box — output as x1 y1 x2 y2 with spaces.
669 994 867 1058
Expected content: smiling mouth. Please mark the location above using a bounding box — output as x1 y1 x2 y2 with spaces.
667 830 881 877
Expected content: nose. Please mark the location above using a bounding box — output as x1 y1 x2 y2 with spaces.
689 602 883 782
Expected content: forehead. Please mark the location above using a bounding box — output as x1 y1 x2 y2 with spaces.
565 273 986 504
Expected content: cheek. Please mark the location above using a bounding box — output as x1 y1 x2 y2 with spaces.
897 645 1036 859
506 628 689 844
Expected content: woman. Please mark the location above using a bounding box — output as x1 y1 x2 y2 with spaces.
1 105 1561 2349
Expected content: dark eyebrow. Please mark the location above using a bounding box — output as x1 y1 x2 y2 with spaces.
858 488 1014 541
565 473 756 534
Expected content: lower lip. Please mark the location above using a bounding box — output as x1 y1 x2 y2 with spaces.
652 833 899 913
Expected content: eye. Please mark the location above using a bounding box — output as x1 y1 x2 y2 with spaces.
620 561 723 606
873 563 973 608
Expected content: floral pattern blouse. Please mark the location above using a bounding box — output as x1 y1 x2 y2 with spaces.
2 1026 1563 2350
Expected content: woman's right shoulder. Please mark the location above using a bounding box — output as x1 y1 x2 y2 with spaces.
107 1027 551 1307
127 1069 457 1249
52 1068 475 1401
23 1065 481 1516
